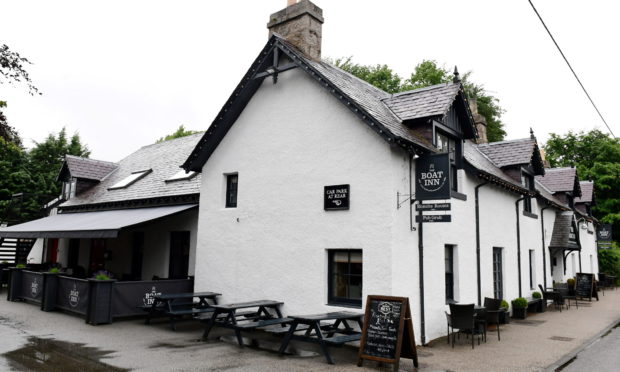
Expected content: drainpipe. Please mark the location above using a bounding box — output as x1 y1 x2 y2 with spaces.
540 205 550 289
418 204 426 345
475 181 489 305
516 196 526 297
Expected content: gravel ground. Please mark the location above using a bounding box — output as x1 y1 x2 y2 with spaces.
1 288 620 372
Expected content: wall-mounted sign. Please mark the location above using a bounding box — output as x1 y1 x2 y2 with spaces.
415 214 451 223
415 153 451 201
415 203 451 212
324 184 350 210
597 224 613 241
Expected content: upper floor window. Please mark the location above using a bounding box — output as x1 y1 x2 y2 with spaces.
522 172 535 213
225 174 238 208
109 169 152 190
62 178 77 200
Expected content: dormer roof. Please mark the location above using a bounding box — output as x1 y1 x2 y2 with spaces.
536 167 582 197
476 137 545 175
574 181 594 204
57 155 118 182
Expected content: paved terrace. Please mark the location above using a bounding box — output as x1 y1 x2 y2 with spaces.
1 289 620 371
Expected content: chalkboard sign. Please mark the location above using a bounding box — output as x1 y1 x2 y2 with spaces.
324 184 350 210
358 295 417 370
575 273 594 300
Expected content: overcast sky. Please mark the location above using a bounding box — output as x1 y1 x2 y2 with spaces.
1 0 618 161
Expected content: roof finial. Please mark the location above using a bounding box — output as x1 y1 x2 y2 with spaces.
453 66 460 83
530 127 535 139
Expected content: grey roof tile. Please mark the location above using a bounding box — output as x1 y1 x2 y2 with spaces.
549 211 579 249
464 140 528 191
476 138 537 168
535 167 581 196
575 181 594 203
61 133 204 207
382 83 461 121
64 155 118 181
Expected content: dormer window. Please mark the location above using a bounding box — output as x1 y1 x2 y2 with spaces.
62 178 77 200
435 131 461 192
166 169 197 182
522 172 535 213
109 169 152 190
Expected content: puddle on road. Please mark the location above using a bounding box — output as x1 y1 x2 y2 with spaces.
3 336 128 372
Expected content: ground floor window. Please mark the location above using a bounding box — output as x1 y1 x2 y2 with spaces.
445 245 455 302
529 249 535 289
328 250 362 307
493 247 503 300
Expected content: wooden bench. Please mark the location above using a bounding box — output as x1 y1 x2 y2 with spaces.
235 317 292 329
322 333 361 345
144 291 220 330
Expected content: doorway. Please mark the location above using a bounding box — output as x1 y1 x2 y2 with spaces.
169 231 190 279
89 239 106 276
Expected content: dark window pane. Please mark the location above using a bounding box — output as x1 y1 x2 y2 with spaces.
328 250 362 306
226 174 238 208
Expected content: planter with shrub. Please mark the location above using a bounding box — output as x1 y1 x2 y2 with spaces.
499 299 510 324
511 297 528 319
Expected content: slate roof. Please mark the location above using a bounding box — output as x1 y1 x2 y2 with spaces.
536 167 581 196
61 133 203 208
549 211 580 250
463 141 530 194
535 180 570 210
575 181 594 204
62 155 118 181
382 83 461 122
476 138 539 168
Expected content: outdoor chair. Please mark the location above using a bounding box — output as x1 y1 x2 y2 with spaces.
554 283 578 309
446 303 482 349
483 297 502 341
539 284 565 312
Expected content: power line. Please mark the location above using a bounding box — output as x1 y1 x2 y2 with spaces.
527 0 616 138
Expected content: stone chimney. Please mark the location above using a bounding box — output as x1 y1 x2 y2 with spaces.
267 0 324 60
469 98 488 144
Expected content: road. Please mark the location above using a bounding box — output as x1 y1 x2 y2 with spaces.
559 324 620 372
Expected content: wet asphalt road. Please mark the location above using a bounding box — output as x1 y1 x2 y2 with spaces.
558 324 620 372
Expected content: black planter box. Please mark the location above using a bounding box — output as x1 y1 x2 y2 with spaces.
512 307 527 319
86 279 116 325
499 308 510 324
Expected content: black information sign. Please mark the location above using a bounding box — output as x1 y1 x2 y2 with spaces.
324 184 350 210
358 295 418 369
111 279 193 317
56 276 89 315
597 224 613 242
416 214 451 223
415 153 451 201
575 273 594 300
415 203 451 212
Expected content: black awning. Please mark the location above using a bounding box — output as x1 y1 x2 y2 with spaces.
0 204 197 239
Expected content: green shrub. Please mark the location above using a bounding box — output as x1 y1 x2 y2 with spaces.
15 264 26 269
511 297 528 309
567 278 576 288
599 243 620 284
532 291 541 299
500 300 509 309
48 267 60 274
92 270 112 280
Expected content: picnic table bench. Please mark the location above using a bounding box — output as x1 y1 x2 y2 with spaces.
144 291 220 330
277 311 364 364
202 300 290 346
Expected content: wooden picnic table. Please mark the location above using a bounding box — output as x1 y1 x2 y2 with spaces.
144 291 220 331
277 311 364 364
202 300 291 346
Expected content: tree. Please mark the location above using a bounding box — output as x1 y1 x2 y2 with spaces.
334 58 507 142
544 129 620 241
156 125 200 143
0 101 21 146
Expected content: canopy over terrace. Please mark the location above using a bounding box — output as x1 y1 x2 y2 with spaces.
0 204 197 239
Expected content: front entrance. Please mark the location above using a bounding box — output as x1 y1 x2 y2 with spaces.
169 231 190 279
89 239 106 276
47 238 59 263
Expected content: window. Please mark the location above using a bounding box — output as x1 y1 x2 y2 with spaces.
62 178 77 200
109 169 151 190
529 250 536 289
522 172 534 213
225 174 238 208
493 248 503 299
436 131 459 192
328 250 362 306
445 245 455 302
166 169 197 182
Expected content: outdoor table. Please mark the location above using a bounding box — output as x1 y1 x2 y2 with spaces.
277 311 364 364
145 291 221 330
202 300 289 346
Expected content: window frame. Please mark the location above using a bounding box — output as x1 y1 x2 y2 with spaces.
327 249 362 307
225 174 238 208
434 129 463 194
445 245 455 303
493 247 503 300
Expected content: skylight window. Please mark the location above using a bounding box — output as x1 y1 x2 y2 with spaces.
108 169 151 190
166 169 197 182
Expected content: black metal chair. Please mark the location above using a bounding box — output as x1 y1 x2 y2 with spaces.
483 297 502 341
554 283 578 309
446 303 481 349
539 284 565 312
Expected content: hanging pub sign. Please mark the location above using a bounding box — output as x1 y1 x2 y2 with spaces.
324 184 349 210
597 224 613 241
415 153 450 201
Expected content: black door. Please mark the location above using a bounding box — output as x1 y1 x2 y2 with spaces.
67 239 80 268
169 231 190 279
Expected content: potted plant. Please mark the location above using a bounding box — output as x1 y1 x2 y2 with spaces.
532 291 544 312
567 278 576 296
511 297 528 319
15 264 26 269
499 300 510 324
88 270 116 325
